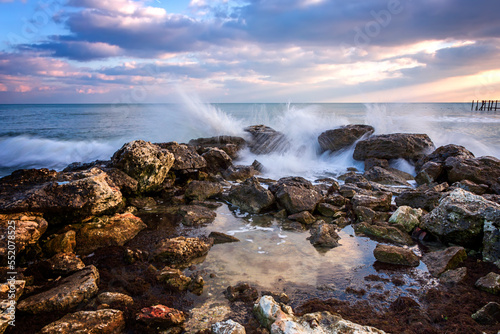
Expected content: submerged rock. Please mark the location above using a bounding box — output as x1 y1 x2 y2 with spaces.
355 222 414 246
421 246 467 277
225 283 259 303
373 244 419 267
318 124 374 153
226 177 275 213
208 231 240 244
39 309 125 334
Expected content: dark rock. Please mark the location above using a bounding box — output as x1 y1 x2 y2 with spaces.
226 177 275 213
0 213 47 261
208 231 240 244
104 167 139 195
270 177 322 214
308 222 341 248
157 266 192 292
43 230 76 257
46 252 85 275
415 144 475 171
136 304 186 329
288 211 316 225
364 166 413 187
316 202 341 217
40 309 125 334
446 156 500 193
472 302 500 325
223 165 260 181
364 158 389 171
351 191 392 211
128 196 156 209
156 142 207 171
178 205 216 226
244 125 290 155
353 133 435 162
373 244 419 266
421 246 467 277
96 292 134 309
153 237 212 266
318 124 374 153
353 206 390 223
439 267 467 285
188 136 247 159
415 161 443 185
224 283 259 302
395 189 443 211
201 148 233 174
355 222 414 245
184 180 223 201
453 180 489 195
475 272 500 295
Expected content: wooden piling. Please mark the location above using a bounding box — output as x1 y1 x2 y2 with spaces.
472 99 499 111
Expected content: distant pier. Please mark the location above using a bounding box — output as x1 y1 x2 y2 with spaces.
471 100 499 111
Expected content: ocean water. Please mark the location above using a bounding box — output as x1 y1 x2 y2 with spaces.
1 101 499 179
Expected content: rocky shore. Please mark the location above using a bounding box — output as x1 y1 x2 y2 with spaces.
1 124 500 333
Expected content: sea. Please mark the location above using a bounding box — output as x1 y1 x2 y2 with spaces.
1 101 499 180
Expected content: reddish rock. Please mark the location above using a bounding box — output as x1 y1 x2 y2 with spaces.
136 304 186 328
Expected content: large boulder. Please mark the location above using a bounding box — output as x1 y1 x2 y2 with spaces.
156 142 207 171
0 213 47 261
269 177 322 214
363 166 412 187
388 206 423 233
17 265 99 314
226 177 275 214
201 148 233 174
446 156 500 193
189 136 247 159
422 246 467 277
184 180 223 201
373 244 420 267
244 125 290 155
39 309 125 334
420 189 500 247
353 133 435 162
318 124 374 153
153 237 213 266
111 140 174 193
308 222 341 248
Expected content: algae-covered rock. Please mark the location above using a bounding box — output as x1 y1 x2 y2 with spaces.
389 206 423 233
373 244 419 267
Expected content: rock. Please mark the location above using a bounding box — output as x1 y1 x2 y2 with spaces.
223 165 260 181
439 267 467 285
453 180 489 195
226 177 275 213
154 236 212 266
212 319 246 334
416 144 475 171
43 230 77 256
202 148 233 174
208 231 240 244
17 265 99 314
415 161 443 185
288 211 316 225
355 222 414 246
354 133 435 162
157 266 192 291
270 177 322 214
244 125 290 155
0 168 123 220
308 222 341 248
351 191 392 211
318 124 374 153
156 142 207 171
75 213 147 255
316 202 341 217
421 246 467 277
395 189 442 211
254 295 386 334
39 309 125 334
111 140 174 193
46 252 85 275
103 167 139 195
471 302 500 325
188 136 247 159
484 219 500 264
97 292 134 309
373 244 419 266
420 189 500 247
363 166 412 186
178 205 216 226
365 158 389 171
225 283 259 303
136 304 186 329
388 206 423 233
128 196 157 210
0 213 47 260
446 156 500 193
475 272 500 295
184 180 223 201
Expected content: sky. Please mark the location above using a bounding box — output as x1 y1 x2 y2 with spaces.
0 0 499 103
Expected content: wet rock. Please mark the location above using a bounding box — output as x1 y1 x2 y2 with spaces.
454 180 489 195
128 196 156 210
225 283 259 303
101 167 138 196
178 205 216 226
351 191 392 211
324 193 345 206
373 244 419 267
416 144 475 171
422 246 467 277
212 319 246 334
395 188 442 211
157 266 192 291
223 165 260 182
484 219 500 264
46 252 85 275
318 124 374 153
43 230 76 257
136 304 186 329
353 133 435 162
446 156 500 193
156 142 207 171
353 206 390 223
270 177 322 214
0 213 47 260
363 166 412 186
188 136 247 159
420 189 500 247
154 236 213 266
355 222 414 246
415 161 443 185
316 202 341 217
184 180 223 201
244 125 290 155
96 292 134 309
208 231 240 244
365 158 389 171
388 206 423 233
75 213 147 255
439 267 467 285
111 140 174 193
17 265 99 314
226 177 275 213
475 272 500 295
202 148 233 174
39 309 125 334
471 302 500 325
308 222 341 248
288 211 316 225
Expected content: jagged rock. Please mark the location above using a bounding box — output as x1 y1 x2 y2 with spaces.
154 237 212 266
75 213 147 255
157 266 192 291
453 180 489 195
353 206 390 223
395 189 443 211
136 304 186 329
208 231 240 244
422 246 467 277
189 136 247 159
318 124 374 153
46 252 85 275
355 222 414 246
43 230 77 257
184 180 222 201
388 206 423 233
156 142 207 171
178 205 216 226
201 148 233 174
212 319 246 334
17 265 99 314
439 267 467 285
354 133 435 162
270 177 322 214
351 191 392 211
0 213 47 260
39 309 125 334
316 202 341 217
446 156 500 193
104 167 139 195
244 125 290 154
0 168 123 220
111 140 174 193
226 177 275 213
308 222 340 248
416 144 475 171
373 244 419 266
128 197 156 210
475 272 500 295
97 292 134 309
365 158 389 171
420 189 500 247
288 211 316 225
363 166 412 186
415 161 443 185
223 165 260 181
472 302 500 325
224 283 259 302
